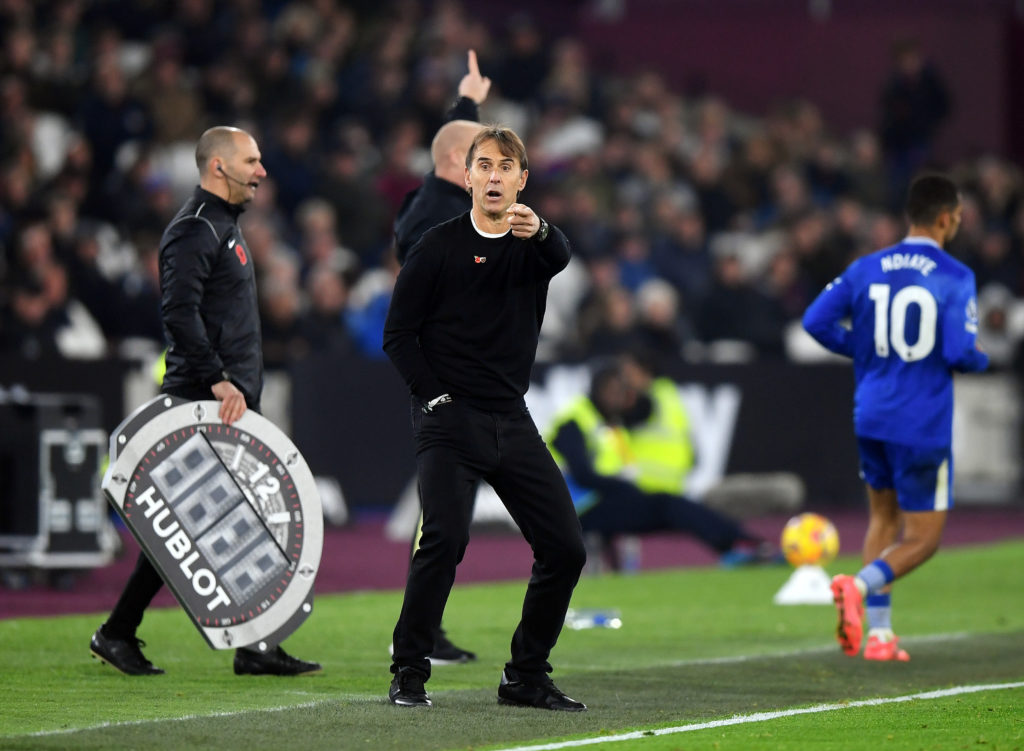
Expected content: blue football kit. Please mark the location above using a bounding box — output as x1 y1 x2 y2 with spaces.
803 236 988 510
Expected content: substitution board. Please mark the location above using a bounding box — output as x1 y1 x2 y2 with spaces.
101 395 323 653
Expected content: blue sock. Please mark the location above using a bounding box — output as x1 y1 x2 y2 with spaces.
865 593 892 632
856 559 895 595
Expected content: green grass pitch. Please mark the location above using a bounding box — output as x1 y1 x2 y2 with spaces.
1 541 1021 750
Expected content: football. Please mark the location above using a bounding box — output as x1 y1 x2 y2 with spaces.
780 512 839 567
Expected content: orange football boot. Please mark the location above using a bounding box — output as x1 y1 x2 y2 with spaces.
863 633 910 662
830 574 864 656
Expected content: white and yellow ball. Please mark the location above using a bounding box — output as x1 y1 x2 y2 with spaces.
780 512 839 567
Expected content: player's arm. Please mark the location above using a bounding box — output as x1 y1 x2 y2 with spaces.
802 274 854 357
943 273 989 373
160 227 226 387
382 239 448 402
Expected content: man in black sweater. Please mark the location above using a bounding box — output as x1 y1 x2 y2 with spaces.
89 126 320 678
391 52 488 666
383 126 587 711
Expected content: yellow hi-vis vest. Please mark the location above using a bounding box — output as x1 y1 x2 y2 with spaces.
546 395 632 481
627 377 695 495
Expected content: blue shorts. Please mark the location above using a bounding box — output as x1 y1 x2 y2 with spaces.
856 437 953 512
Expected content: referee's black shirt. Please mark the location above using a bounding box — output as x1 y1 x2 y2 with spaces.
159 186 262 404
383 212 570 412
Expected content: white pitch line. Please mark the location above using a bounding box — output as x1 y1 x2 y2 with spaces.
489 682 1024 751
23 697 352 738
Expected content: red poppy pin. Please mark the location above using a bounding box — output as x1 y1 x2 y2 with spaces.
229 238 247 265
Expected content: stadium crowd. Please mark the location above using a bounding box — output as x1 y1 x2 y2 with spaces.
2 0 1023 372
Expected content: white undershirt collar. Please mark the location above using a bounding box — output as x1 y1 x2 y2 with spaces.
470 210 510 238
901 236 941 250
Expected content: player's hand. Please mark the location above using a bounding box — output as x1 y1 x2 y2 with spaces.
458 49 491 104
506 203 540 238
211 380 246 425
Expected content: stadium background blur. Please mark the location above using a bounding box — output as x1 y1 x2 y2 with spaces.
2 0 1024 515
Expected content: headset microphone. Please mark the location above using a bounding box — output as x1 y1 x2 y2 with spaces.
217 164 250 187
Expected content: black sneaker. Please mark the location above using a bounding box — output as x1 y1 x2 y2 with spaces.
430 629 477 665
389 668 432 707
497 670 586 711
233 645 322 676
89 628 164 676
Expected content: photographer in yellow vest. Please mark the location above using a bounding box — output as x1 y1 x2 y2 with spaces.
546 358 777 569
618 349 696 496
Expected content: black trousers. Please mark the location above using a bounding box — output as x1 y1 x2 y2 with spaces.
580 484 749 554
391 399 586 682
105 385 260 640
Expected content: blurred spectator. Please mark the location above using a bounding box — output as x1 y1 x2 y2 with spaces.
493 13 548 105
260 275 309 369
762 248 813 323
106 148 178 235
722 128 777 215
866 211 904 257
298 262 356 355
846 129 890 209
819 197 868 278
317 127 388 261
968 229 1020 294
373 119 426 225
1 256 104 359
345 247 399 360
262 112 320 220
650 201 712 306
634 278 690 363
294 197 359 281
134 39 203 146
75 56 153 208
973 156 1022 231
696 252 784 358
1 272 65 360
615 232 657 292
805 138 850 205
30 28 84 117
557 184 614 261
789 208 842 293
878 38 951 206
577 283 639 360
690 146 736 233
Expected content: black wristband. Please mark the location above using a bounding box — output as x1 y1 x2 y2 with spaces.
535 218 550 242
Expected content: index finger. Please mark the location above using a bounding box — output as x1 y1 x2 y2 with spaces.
467 49 479 77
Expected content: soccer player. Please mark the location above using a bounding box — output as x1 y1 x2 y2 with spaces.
802 174 987 661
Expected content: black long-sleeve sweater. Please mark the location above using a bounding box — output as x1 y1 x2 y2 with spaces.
382 211 570 411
